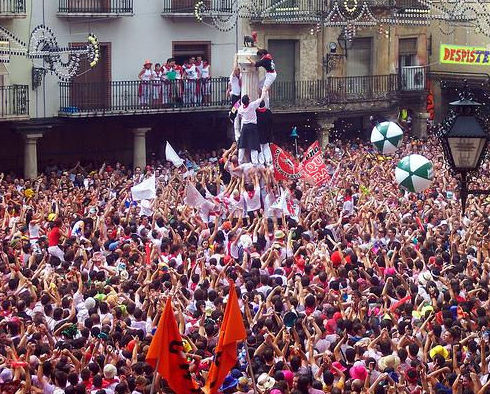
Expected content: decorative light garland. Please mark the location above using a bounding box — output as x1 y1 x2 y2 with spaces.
196 0 490 38
0 24 100 81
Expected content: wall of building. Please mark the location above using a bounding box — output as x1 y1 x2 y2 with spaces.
1 0 238 120
0 1 34 117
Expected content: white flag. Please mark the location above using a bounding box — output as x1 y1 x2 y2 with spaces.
165 141 184 167
131 174 156 201
184 183 214 210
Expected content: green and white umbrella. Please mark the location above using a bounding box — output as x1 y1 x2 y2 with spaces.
395 154 434 193
370 121 404 155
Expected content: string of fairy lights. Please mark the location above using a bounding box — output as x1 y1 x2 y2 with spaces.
194 0 490 39
0 24 100 81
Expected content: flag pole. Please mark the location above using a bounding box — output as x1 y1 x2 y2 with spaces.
244 342 258 393
149 357 160 394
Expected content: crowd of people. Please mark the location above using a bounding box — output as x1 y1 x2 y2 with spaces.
138 56 212 107
0 130 489 394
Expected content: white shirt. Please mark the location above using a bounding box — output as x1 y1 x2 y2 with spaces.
238 98 262 125
229 73 241 96
201 65 210 79
243 185 261 212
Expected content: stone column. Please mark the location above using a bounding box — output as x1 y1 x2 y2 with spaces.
316 117 336 150
23 133 43 179
132 127 150 170
236 47 259 101
412 112 430 139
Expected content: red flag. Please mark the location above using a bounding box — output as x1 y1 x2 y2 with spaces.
203 282 247 393
146 298 199 393
301 141 330 186
270 143 302 182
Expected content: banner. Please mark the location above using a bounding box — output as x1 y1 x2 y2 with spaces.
165 141 184 167
184 183 214 211
131 174 156 201
270 144 302 182
146 298 199 393
301 141 330 186
204 282 246 393
440 44 490 66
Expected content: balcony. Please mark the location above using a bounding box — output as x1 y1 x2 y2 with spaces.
58 74 405 117
162 0 233 17
58 0 133 17
0 85 29 121
400 66 427 92
0 0 26 18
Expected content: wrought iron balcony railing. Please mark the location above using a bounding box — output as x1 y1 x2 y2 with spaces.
0 0 26 16
162 0 233 15
0 85 29 119
400 65 427 92
58 74 417 115
58 0 133 15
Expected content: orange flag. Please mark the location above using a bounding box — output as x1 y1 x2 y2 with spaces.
146 298 199 394
204 282 247 394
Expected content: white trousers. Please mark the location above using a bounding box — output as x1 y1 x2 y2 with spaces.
259 143 272 165
239 148 258 165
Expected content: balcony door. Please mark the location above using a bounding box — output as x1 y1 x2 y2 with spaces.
268 39 298 104
346 37 372 98
399 38 424 90
71 43 111 111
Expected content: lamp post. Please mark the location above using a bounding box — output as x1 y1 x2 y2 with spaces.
440 97 489 215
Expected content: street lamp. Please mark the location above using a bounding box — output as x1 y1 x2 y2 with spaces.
440 96 489 214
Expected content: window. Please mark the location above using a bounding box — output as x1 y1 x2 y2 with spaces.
172 42 211 65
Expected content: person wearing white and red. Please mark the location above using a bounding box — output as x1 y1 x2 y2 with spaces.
153 63 163 106
241 172 261 217
227 67 242 106
161 58 175 105
248 49 277 108
200 59 211 105
256 100 273 166
236 89 267 165
138 59 156 106
183 56 200 105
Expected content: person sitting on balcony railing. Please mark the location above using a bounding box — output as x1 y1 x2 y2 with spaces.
227 67 242 107
248 49 277 109
200 59 211 106
183 56 200 106
138 59 156 107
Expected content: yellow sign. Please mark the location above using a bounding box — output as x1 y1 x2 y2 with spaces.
440 44 490 66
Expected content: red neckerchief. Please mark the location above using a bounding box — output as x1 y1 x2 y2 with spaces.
247 190 255 199
195 61 202 67
262 54 273 60
257 107 267 113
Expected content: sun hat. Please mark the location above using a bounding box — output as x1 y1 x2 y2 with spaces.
144 59 152 66
257 373 276 391
349 362 368 381
274 230 286 239
429 345 449 360
331 361 347 374
220 375 238 391
378 354 400 371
